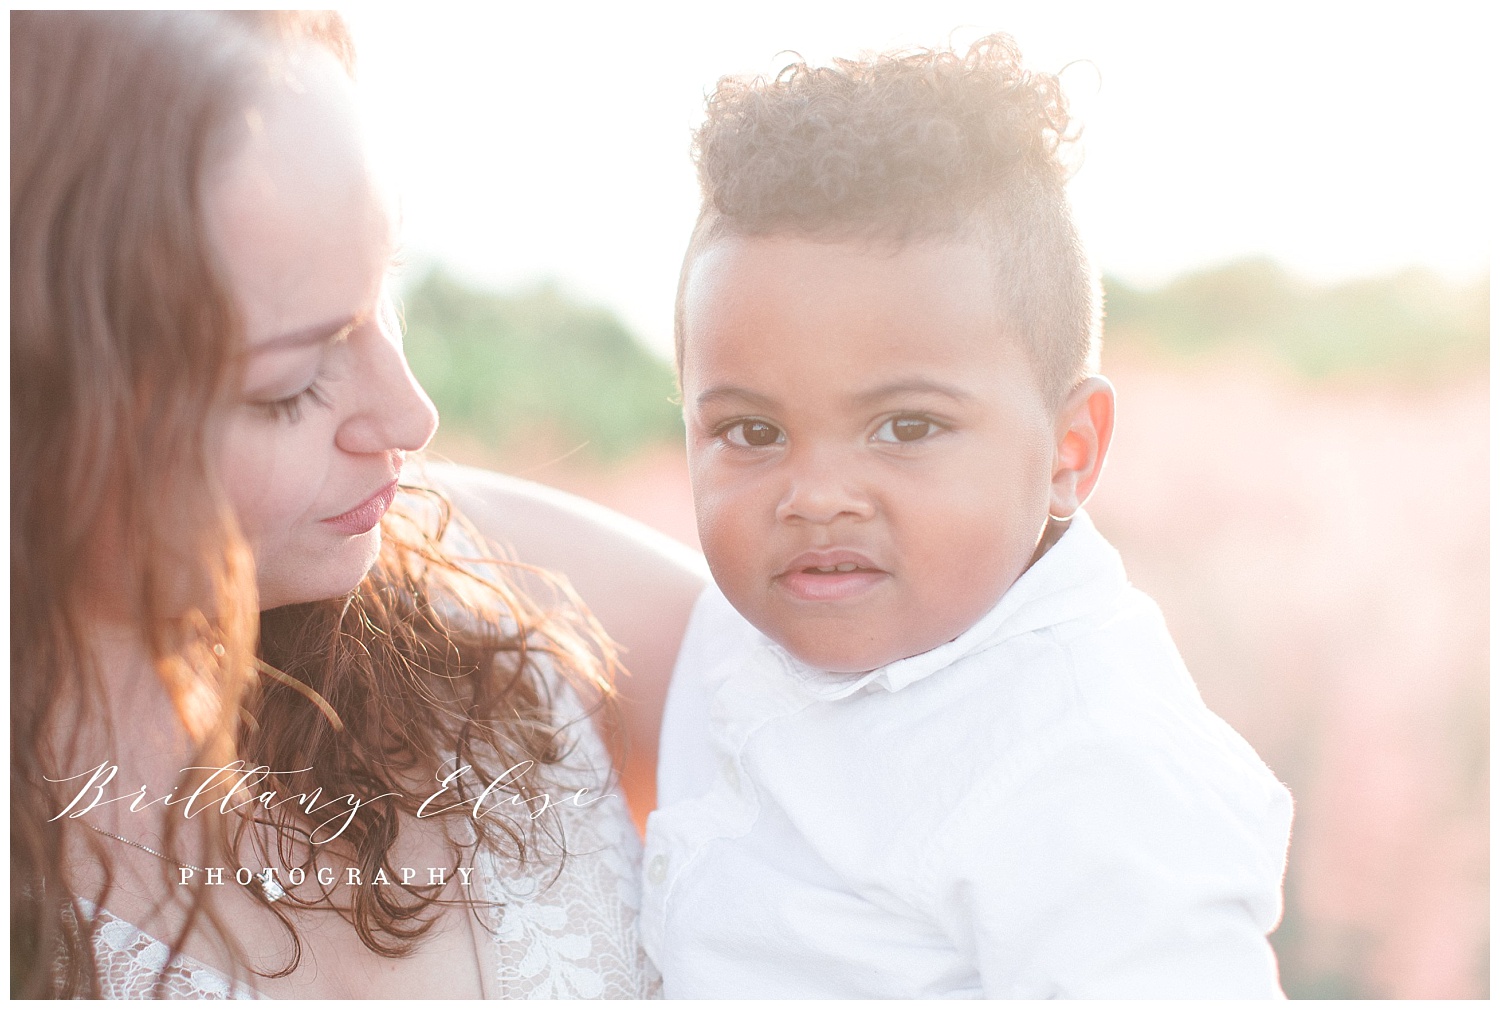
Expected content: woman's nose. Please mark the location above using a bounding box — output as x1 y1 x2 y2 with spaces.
774 447 875 526
335 310 439 456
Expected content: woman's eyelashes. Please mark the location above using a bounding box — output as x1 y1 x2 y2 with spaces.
255 373 333 424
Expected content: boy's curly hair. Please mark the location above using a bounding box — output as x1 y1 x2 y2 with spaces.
676 34 1099 402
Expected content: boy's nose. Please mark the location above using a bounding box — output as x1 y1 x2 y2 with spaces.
775 456 875 526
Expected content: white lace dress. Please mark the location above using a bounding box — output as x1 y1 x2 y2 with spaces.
76 697 661 999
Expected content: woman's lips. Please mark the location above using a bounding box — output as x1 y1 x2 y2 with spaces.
775 550 889 602
321 479 399 536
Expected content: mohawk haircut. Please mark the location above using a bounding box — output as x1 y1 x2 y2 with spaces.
676 34 1100 403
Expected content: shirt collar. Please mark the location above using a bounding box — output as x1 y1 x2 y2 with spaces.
769 510 1128 700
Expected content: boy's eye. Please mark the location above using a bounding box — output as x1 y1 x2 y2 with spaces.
873 415 936 443
722 420 785 447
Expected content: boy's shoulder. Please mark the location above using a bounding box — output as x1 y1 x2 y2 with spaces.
909 520 1292 917
928 516 1286 817
672 579 762 692
655 581 764 805
916 513 1222 724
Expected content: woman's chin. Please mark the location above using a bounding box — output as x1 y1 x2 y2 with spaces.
256 528 382 611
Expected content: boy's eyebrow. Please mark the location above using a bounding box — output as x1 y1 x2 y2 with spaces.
697 379 976 411
694 385 780 410
851 379 975 405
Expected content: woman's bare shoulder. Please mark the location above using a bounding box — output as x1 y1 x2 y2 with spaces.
409 460 708 776
413 459 707 595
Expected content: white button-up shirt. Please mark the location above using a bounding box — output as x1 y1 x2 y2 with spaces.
643 512 1293 998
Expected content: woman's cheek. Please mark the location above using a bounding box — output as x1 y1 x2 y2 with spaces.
219 415 328 542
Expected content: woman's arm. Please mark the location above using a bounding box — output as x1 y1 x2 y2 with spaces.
416 460 707 824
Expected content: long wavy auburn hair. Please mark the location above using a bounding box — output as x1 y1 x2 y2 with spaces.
11 10 618 998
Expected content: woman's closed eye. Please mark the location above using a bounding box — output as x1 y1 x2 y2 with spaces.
872 414 944 444
254 374 333 424
718 418 785 447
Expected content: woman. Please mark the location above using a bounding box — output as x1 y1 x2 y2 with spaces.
12 11 703 998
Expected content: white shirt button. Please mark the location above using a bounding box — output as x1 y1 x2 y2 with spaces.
648 854 668 884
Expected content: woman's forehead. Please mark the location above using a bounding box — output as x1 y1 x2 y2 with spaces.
205 44 395 349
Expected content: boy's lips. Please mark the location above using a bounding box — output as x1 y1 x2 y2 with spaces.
775 549 889 602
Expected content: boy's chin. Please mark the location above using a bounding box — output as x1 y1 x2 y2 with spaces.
771 630 921 676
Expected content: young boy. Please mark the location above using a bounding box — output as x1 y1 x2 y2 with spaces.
642 35 1293 998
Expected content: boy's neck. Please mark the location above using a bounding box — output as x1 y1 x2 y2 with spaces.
1029 515 1073 569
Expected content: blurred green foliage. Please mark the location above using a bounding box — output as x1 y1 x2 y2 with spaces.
400 268 684 464
400 260 1488 465
1104 259 1488 380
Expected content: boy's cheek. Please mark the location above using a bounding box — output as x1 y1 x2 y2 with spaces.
695 506 764 589
690 459 777 529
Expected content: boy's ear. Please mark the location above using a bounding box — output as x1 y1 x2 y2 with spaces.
1048 376 1115 520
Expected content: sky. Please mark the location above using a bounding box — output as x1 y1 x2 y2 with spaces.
342 2 1493 358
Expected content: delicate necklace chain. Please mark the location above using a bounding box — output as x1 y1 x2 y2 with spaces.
84 823 285 903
